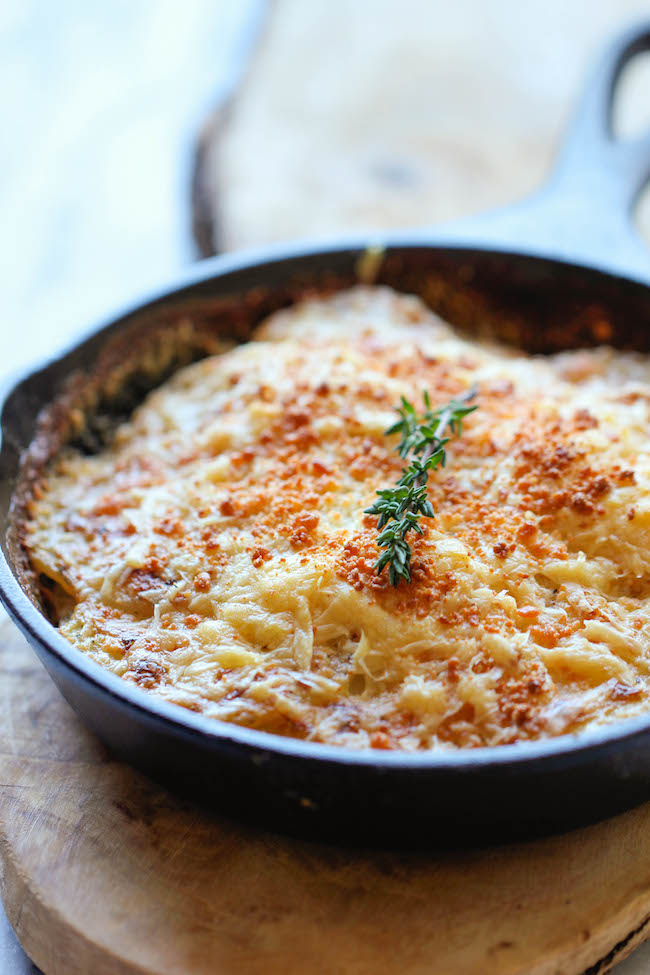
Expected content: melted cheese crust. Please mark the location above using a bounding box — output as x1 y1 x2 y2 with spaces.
24 286 650 750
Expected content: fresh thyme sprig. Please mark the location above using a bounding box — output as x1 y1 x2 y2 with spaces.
364 388 477 587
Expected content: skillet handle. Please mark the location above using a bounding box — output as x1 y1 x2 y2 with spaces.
436 22 650 284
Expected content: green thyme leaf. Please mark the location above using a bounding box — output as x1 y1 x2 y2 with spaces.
364 388 477 587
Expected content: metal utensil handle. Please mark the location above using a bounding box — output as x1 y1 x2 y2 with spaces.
554 21 650 209
437 21 650 284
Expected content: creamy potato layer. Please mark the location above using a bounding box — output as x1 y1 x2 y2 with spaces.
24 286 650 749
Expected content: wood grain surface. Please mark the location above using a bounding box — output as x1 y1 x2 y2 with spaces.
193 0 650 256
1 612 650 975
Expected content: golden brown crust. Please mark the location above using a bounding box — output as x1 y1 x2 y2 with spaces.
20 286 650 750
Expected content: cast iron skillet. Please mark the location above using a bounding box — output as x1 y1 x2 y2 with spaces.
2 24 650 849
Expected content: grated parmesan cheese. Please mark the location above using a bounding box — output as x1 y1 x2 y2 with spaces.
23 286 650 749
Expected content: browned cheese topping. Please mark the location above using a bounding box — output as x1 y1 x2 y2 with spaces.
24 286 650 750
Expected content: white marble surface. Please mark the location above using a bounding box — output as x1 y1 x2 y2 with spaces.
2 1 650 972
619 939 650 973
1 0 263 380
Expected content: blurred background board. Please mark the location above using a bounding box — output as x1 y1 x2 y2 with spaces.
193 0 650 255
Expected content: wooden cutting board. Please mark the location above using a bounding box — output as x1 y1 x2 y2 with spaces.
2 611 650 975
193 0 650 256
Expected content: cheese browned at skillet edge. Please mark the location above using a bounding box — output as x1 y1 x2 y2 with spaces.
23 286 650 749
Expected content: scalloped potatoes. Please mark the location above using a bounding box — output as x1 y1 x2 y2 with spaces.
24 286 650 749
